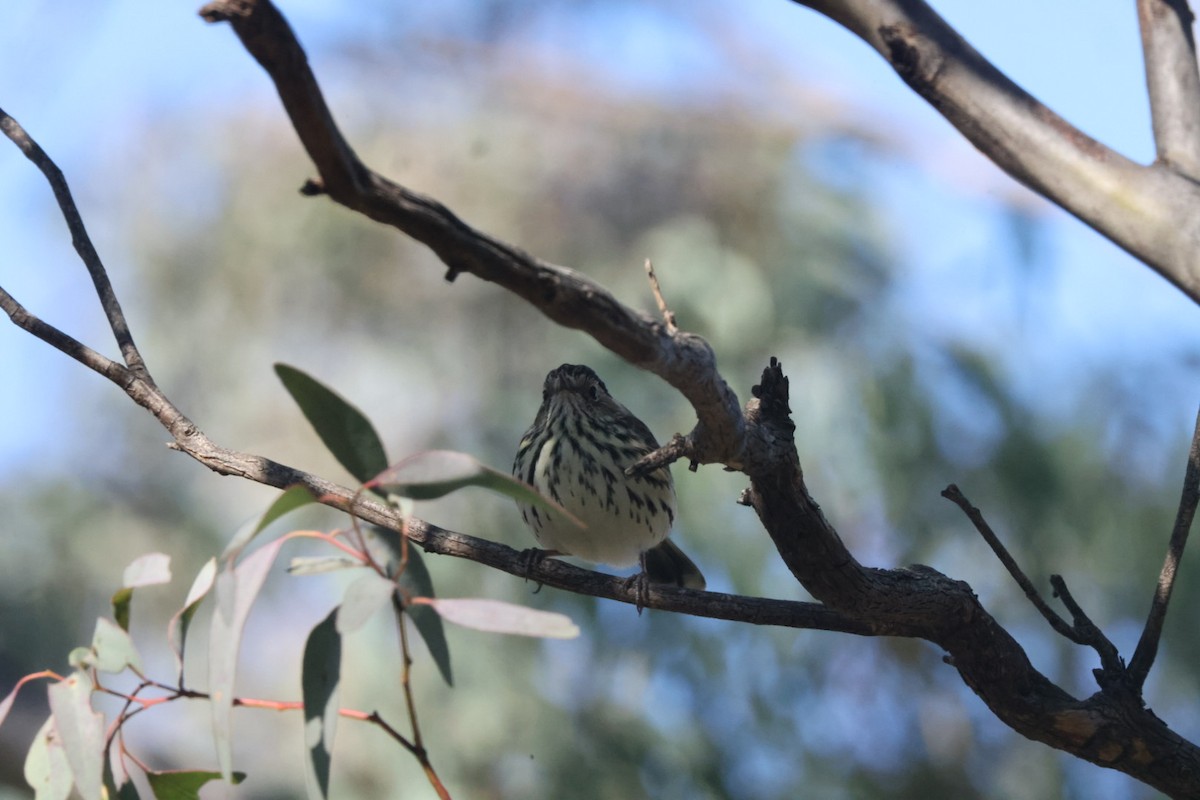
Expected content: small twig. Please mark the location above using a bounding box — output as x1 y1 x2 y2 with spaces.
1128 403 1200 689
945 485 1126 682
0 108 151 380
627 432 694 478
942 485 1078 640
644 258 677 334
1049 574 1125 681
393 600 450 799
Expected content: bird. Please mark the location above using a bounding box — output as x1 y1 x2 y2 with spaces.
512 363 705 591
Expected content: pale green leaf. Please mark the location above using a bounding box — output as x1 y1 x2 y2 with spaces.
91 618 143 674
47 672 104 800
371 451 584 528
223 485 317 559
168 558 217 682
24 716 73 800
209 538 286 782
122 552 172 588
287 556 362 576
418 598 580 639
302 608 341 799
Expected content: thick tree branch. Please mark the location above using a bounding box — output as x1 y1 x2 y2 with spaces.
1128 403 1200 688
790 0 1200 306
1139 0 1200 177
744 359 1200 797
196 0 744 469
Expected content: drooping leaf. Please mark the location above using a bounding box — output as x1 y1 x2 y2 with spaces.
337 572 396 634
0 679 20 729
416 598 580 639
369 451 584 528
287 556 362 576
302 608 341 799
145 769 246 799
209 538 286 782
110 588 134 633
223 484 317 559
111 553 173 632
378 531 452 687
106 745 140 800
24 716 73 800
122 552 172 588
168 558 217 682
47 672 104 800
91 618 143 674
275 364 389 485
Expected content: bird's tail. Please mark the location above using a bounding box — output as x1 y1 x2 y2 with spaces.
643 539 706 590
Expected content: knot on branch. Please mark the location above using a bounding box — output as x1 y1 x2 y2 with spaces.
750 357 793 428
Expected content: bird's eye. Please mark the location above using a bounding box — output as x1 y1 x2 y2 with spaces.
589 384 601 401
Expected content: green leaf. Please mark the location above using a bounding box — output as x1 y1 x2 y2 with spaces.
91 618 143 674
337 572 396 634
397 549 452 686
417 598 580 639
275 364 389 484
209 538 286 782
24 716 73 800
287 556 362 576
365 527 452 685
370 450 585 528
47 672 104 800
223 484 318 559
145 769 246 799
302 608 341 799
110 588 134 632
168 558 217 683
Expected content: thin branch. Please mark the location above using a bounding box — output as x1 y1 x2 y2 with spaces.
1128 402 1200 688
941 484 1079 641
1138 0 1200 178
644 258 678 334
197 0 745 467
1047 574 1124 681
790 0 1200 306
0 108 152 379
0 286 129 383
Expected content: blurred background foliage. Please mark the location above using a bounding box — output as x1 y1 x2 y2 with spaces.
1 2 1198 799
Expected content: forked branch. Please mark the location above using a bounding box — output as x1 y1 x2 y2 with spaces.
791 0 1200 305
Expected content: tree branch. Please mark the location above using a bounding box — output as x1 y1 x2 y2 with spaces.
743 359 1200 797
1139 0 1200 177
790 0 1200 306
1128 402 1200 688
196 0 745 469
0 108 152 380
940 485 1078 640
7 4 1200 794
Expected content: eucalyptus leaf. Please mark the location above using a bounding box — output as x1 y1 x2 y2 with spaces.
302 608 341 799
275 364 389 485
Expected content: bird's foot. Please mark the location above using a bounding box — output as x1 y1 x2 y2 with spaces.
518 547 559 593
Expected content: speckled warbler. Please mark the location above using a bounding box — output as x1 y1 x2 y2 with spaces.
513 364 705 589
